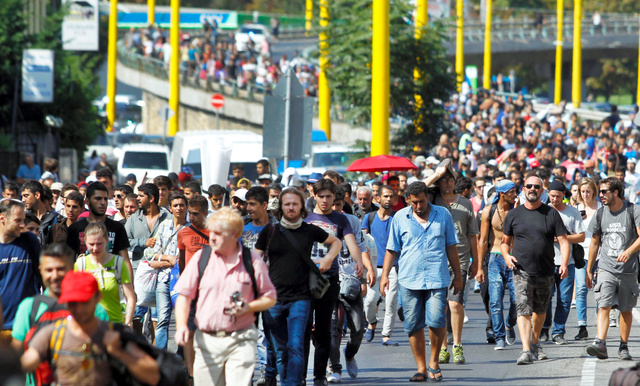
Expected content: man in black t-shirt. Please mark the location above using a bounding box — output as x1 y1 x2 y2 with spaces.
501 175 569 366
66 182 131 279
255 188 342 386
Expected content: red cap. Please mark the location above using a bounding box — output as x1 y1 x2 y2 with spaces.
178 172 191 183
78 181 89 188
58 271 100 303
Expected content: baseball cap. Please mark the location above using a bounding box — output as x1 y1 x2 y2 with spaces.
58 271 100 303
126 173 137 182
628 158 638 165
548 179 567 193
178 172 191 183
413 155 427 166
307 172 322 183
78 181 89 188
426 156 439 166
233 188 248 202
258 174 273 182
41 171 55 180
292 179 306 189
50 182 63 192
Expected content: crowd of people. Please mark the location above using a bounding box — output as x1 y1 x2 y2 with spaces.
2 86 640 385
123 24 320 95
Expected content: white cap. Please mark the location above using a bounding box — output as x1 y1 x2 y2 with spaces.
628 158 637 165
426 156 439 165
232 188 248 202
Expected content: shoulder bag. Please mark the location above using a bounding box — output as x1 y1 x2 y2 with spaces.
279 225 330 299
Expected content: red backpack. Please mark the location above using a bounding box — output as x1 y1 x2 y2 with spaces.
23 295 71 386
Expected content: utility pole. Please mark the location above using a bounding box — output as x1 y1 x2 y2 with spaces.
148 0 155 25
554 0 563 104
371 0 390 156
318 0 331 140
168 0 180 135
305 0 313 35
455 0 464 92
413 0 427 133
572 0 582 107
106 0 118 131
483 0 492 90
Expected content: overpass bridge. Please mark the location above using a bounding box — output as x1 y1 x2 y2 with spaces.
115 13 640 141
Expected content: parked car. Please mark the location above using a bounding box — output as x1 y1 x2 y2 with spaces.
235 24 271 52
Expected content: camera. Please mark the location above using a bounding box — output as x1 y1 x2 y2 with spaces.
223 291 244 315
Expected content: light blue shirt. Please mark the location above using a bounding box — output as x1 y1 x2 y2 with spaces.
387 204 459 290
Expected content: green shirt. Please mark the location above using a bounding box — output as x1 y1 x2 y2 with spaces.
11 289 109 386
75 254 131 323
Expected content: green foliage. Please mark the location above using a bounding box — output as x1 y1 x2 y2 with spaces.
586 58 637 102
319 0 456 152
0 0 105 160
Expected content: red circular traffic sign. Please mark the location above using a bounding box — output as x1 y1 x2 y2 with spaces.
211 93 225 109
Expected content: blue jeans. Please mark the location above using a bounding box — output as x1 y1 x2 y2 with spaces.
488 253 516 341
155 274 172 350
263 299 312 386
574 266 588 326
544 264 576 336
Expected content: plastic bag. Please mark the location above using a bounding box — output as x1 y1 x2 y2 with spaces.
169 262 180 308
134 260 158 307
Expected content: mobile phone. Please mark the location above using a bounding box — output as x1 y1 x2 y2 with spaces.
580 210 586 216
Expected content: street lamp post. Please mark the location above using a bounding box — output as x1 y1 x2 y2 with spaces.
371 0 390 156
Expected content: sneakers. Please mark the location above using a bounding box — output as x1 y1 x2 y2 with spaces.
516 350 534 365
610 317 618 328
255 367 267 385
439 348 450 364
586 339 609 359
314 378 328 386
365 323 376 342
506 328 516 346
619 346 633 361
571 300 576 309
574 326 589 341
463 315 469 324
531 343 547 360
539 328 549 342
327 372 342 383
453 344 466 364
473 281 481 293
486 333 496 344
381 338 399 346
552 334 568 345
494 339 506 351
344 347 358 378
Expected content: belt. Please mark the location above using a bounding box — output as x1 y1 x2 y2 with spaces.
202 328 249 337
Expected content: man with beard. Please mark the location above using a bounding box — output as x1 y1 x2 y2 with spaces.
352 186 378 222
501 175 570 365
21 181 58 246
66 182 132 282
47 192 85 245
111 185 133 223
232 189 249 216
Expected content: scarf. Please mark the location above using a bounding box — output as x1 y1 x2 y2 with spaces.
280 217 303 229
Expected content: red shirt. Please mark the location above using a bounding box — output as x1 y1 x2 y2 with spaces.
177 226 209 268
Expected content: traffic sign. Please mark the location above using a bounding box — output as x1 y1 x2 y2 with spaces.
211 93 225 109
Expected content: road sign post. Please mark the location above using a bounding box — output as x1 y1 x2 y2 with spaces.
211 93 224 130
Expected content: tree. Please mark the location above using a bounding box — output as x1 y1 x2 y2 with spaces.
320 0 456 151
0 0 105 158
586 59 637 102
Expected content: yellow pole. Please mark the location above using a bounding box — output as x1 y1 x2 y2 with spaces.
168 0 180 136
106 0 118 132
305 0 313 35
637 15 640 104
371 0 390 157
554 0 563 104
572 0 582 107
413 0 427 133
148 0 155 25
455 0 464 92
483 0 492 89
319 0 331 140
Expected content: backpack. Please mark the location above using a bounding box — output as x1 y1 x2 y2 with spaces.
197 245 259 325
609 361 640 386
24 295 72 386
48 319 188 386
594 202 637 238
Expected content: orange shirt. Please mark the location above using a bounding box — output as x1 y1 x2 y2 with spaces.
177 226 209 268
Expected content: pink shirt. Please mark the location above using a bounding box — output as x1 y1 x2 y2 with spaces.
175 243 276 332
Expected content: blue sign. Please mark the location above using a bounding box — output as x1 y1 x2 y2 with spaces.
118 11 238 29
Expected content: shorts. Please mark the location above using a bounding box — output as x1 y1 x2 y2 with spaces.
447 269 468 304
594 269 640 312
513 270 554 317
399 285 447 335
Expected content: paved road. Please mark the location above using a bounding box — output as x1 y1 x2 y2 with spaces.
300 281 640 385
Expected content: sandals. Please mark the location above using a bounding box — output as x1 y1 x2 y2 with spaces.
428 367 443 381
409 372 427 382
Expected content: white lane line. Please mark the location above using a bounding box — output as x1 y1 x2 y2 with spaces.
580 357 597 386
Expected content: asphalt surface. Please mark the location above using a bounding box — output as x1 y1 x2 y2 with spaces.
163 277 640 385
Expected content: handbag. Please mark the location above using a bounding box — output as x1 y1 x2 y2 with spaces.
339 274 361 301
279 225 331 299
572 243 586 269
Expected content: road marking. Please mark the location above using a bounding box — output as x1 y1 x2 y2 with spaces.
580 308 640 385
580 357 597 386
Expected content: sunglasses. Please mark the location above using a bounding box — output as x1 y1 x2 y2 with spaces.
599 189 610 195
525 184 542 190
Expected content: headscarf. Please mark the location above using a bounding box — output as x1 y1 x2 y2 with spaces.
492 180 517 204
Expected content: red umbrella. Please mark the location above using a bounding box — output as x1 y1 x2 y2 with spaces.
347 155 417 172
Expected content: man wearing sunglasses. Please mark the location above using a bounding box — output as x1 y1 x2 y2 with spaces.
585 177 640 361
501 175 570 365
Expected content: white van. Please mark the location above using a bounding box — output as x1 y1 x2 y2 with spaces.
117 144 171 184
295 143 363 180
170 130 266 183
